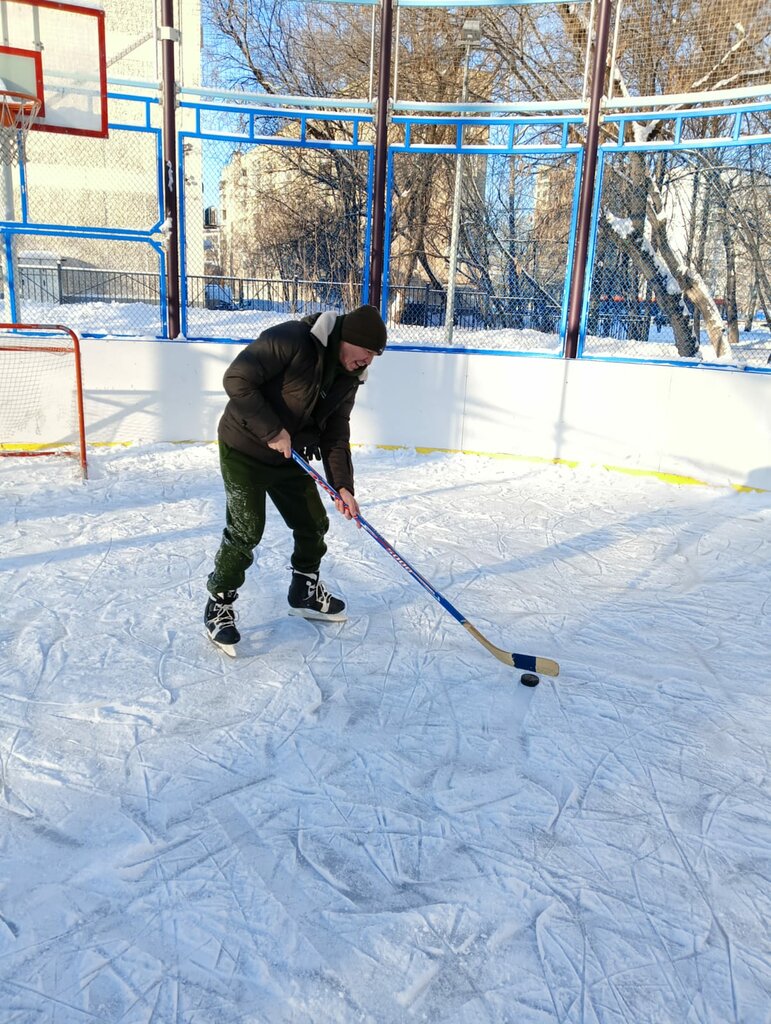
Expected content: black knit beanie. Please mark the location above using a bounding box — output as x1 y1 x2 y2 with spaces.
340 304 388 354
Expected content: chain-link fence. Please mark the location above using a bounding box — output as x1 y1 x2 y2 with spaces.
394 3 590 107
0 0 768 367
579 0 771 365
584 133 771 366
608 0 771 102
0 86 167 334
182 132 370 338
385 148 577 350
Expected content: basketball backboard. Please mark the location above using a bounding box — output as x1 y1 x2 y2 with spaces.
0 0 108 137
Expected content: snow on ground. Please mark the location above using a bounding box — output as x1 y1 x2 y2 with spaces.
0 444 769 1023
19 300 771 367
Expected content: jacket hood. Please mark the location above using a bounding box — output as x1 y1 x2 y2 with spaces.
309 310 337 348
309 310 369 381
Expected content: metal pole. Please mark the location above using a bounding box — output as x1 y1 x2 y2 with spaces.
581 0 597 102
153 0 161 81
368 0 394 313
607 0 624 104
392 5 401 102
445 43 471 346
160 0 181 338
564 0 613 359
368 6 377 103
1 5 14 319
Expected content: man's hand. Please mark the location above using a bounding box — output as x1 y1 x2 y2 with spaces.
267 428 292 458
335 487 362 528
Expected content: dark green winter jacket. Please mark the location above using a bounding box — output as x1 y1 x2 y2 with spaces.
217 311 363 493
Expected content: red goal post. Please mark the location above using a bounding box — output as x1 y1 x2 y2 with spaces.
0 322 88 477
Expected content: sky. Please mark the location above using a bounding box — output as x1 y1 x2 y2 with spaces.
0 443 769 1022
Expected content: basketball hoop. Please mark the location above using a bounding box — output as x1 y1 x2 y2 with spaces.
0 89 41 166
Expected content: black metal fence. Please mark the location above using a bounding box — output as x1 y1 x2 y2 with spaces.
16 265 563 335
19 265 163 306
17 265 362 316
13 265 768 358
391 283 562 334
185 275 361 314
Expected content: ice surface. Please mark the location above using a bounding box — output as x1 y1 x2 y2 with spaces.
0 445 769 1023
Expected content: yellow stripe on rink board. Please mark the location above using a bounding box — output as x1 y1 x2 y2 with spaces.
356 444 768 494
607 466 761 492
1 443 61 451
414 446 580 469
12 439 762 494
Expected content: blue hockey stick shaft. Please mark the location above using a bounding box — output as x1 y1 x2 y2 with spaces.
292 450 559 677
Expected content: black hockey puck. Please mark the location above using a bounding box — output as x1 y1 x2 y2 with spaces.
520 673 540 687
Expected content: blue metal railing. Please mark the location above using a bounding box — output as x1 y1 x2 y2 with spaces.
0 81 767 370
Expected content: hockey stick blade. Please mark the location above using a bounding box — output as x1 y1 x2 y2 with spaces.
292 450 560 678
462 622 560 676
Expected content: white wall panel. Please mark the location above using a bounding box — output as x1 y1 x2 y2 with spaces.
77 339 771 490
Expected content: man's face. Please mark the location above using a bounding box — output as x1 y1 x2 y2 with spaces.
339 341 377 372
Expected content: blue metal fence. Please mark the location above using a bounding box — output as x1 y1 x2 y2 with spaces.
1 82 768 369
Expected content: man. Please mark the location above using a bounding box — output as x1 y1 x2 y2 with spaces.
205 303 387 655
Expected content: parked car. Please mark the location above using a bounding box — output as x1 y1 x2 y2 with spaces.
204 283 235 310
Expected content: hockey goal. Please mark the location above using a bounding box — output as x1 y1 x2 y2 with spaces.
0 322 88 477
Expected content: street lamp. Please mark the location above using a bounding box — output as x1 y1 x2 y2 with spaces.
446 18 482 345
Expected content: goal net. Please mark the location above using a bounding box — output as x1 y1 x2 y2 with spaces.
0 322 88 477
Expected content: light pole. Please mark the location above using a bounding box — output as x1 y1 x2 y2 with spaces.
445 18 481 345
160 0 181 337
368 0 395 312
564 0 613 358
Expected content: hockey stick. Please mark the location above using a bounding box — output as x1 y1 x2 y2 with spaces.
292 450 559 677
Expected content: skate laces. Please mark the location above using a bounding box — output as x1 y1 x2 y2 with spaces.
310 577 333 612
297 571 333 612
209 594 238 629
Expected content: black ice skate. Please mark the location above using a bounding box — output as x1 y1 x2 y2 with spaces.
288 570 346 622
205 590 240 656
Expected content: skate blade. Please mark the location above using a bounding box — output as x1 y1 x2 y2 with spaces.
206 633 238 657
215 642 237 657
288 607 347 623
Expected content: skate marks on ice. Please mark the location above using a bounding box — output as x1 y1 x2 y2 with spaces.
0 445 770 1022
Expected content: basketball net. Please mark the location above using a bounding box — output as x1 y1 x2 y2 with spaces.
0 89 41 167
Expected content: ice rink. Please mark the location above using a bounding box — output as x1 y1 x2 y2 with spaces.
1 444 769 1023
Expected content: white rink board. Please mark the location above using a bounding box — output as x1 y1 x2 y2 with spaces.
74 338 771 490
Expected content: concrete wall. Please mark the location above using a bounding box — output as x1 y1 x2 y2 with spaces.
77 338 771 491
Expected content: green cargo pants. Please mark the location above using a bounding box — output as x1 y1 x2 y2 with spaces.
207 441 329 596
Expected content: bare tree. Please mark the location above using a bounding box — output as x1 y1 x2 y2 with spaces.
480 0 770 358
205 2 505 313
581 0 770 358
204 0 771 356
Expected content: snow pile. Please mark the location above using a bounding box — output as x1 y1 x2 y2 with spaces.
0 445 769 1022
605 211 635 238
